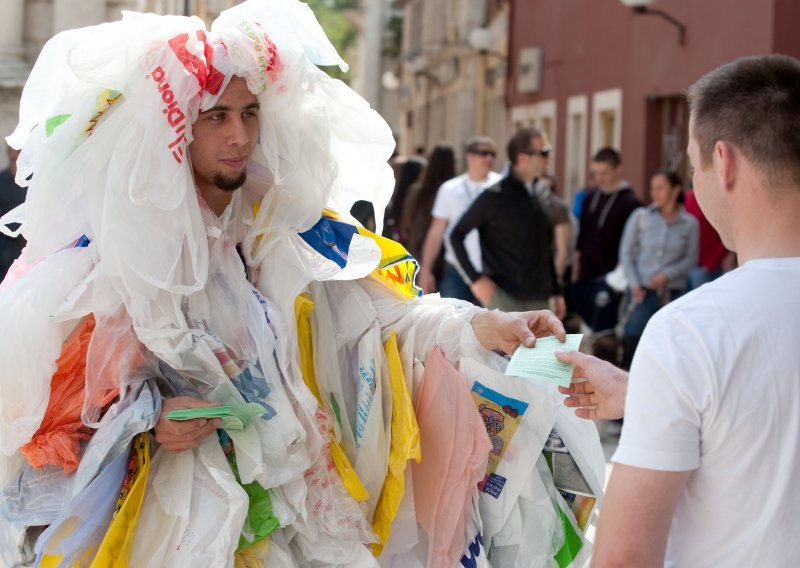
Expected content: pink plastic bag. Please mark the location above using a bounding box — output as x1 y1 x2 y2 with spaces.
411 347 492 567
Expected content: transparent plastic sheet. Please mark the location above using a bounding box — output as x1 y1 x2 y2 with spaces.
487 456 563 568
460 491 492 568
81 308 160 428
457 358 560 554
358 281 486 377
294 293 369 504
129 436 248 568
91 432 151 567
34 444 128 566
0 247 93 457
0 381 160 528
291 407 378 565
370 332 420 556
0 519 26 568
19 315 100 475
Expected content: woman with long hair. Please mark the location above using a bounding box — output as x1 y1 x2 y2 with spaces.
400 144 456 260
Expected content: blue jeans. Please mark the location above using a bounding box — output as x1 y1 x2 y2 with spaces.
572 277 622 332
621 288 683 368
439 262 478 304
686 266 723 291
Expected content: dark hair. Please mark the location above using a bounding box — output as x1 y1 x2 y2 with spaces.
507 127 543 165
387 159 424 233
417 144 456 203
464 135 496 155
592 147 621 168
687 54 800 189
652 170 684 203
401 144 456 254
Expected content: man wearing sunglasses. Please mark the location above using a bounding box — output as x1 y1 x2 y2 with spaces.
449 128 565 316
417 136 501 303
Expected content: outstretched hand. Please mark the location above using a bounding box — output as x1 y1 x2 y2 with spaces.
556 350 628 420
471 309 566 355
154 396 222 453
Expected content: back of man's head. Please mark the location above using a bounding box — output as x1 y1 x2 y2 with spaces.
591 147 622 168
507 128 542 165
687 54 800 190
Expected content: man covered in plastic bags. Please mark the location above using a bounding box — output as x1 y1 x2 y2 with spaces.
0 1 605 566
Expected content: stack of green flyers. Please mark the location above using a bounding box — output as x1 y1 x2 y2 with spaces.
166 402 266 431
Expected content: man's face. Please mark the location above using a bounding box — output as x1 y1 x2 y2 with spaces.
517 136 550 181
465 145 496 178
189 76 260 194
590 161 621 191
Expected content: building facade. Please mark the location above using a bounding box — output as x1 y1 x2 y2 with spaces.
507 0 800 204
398 0 510 164
349 0 402 135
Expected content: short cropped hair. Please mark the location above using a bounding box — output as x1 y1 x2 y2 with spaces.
464 135 496 155
687 54 800 189
591 147 621 168
506 128 543 165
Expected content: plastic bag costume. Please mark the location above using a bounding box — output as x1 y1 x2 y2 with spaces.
0 1 605 566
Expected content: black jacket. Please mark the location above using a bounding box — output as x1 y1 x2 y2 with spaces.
449 173 557 300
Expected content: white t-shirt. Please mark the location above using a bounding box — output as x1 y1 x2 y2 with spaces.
431 172 501 270
613 257 800 567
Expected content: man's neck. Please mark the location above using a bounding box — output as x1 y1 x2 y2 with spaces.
511 166 534 186
733 197 800 264
199 184 236 217
466 169 490 183
600 181 623 194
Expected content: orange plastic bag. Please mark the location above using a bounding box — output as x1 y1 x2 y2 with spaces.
20 314 118 474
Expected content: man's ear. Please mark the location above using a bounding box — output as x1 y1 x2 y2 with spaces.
714 141 737 193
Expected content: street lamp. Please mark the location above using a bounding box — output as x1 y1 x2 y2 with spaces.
468 27 506 60
621 0 686 45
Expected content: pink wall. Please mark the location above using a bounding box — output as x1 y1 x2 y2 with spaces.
509 0 800 198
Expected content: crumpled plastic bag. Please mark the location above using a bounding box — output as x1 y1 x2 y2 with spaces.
34 441 129 566
91 432 151 567
129 436 248 568
0 246 94 457
458 358 559 552
411 347 492 567
1 381 160 529
370 332 420 556
21 315 118 475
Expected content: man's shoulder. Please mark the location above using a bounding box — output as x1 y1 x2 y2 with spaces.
438 174 468 194
617 186 641 206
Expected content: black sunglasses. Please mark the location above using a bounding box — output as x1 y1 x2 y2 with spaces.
523 146 552 157
470 149 497 157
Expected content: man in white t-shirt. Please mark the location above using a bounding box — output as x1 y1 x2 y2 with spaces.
556 54 800 566
416 135 501 303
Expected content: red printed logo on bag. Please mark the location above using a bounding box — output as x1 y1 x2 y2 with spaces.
150 66 187 164
168 30 225 96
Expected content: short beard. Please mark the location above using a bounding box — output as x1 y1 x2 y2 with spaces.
213 170 247 192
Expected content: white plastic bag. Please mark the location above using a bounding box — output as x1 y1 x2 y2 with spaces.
130 436 248 567
457 358 558 550
0 247 93 456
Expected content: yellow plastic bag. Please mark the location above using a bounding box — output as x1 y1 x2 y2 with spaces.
370 332 421 555
90 432 150 567
294 294 369 503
